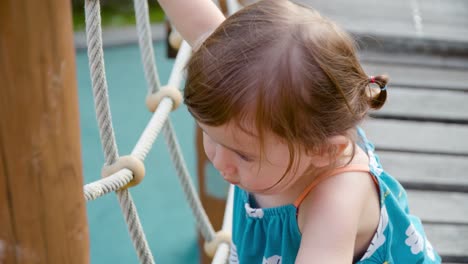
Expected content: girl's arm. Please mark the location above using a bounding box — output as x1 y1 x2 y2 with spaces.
158 0 226 48
295 172 370 263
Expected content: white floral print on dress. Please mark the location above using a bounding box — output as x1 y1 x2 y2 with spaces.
425 238 436 261
368 149 383 176
263 255 282 264
245 203 264 218
360 206 389 261
229 243 239 263
405 223 424 255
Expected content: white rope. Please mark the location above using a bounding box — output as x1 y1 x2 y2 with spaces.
209 2 241 262
84 169 132 201
84 0 119 164
167 41 192 88
212 185 234 264
134 0 161 94
133 0 217 244
161 41 217 241
226 0 242 14
82 0 239 262
162 120 216 241
83 98 173 200
84 1 155 263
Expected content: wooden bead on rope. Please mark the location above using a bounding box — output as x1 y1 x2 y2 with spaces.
146 86 183 113
203 231 232 258
169 30 183 50
101 155 146 189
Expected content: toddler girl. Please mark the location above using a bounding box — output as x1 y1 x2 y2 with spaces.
158 0 441 263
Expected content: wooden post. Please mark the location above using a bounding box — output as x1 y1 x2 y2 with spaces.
196 126 230 264
0 0 90 263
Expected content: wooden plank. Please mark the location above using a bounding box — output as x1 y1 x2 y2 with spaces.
301 0 468 41
378 151 468 189
0 140 16 264
371 87 468 122
408 190 468 224
359 51 468 70
0 0 90 263
363 62 468 90
424 224 468 261
362 119 468 155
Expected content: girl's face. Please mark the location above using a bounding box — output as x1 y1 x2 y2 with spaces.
198 121 313 195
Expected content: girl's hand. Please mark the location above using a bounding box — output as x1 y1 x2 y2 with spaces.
157 0 225 48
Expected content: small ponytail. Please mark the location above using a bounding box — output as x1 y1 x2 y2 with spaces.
368 74 388 109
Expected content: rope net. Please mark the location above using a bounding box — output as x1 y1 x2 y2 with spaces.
81 0 237 263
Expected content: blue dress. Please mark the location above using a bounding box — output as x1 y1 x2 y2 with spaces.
229 128 441 264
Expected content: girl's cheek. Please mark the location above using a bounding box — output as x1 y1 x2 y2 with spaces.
203 135 215 161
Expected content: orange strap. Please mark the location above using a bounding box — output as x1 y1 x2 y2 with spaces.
293 164 372 208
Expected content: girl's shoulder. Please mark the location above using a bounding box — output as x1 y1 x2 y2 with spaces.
295 166 380 262
297 164 379 229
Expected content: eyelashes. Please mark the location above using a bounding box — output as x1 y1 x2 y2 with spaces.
236 152 252 162
203 131 254 162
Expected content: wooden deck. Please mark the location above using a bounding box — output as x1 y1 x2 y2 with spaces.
361 51 468 263
299 1 468 259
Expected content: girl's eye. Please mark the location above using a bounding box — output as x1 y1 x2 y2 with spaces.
237 152 252 162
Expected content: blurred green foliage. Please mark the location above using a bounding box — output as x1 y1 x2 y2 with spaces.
72 0 165 30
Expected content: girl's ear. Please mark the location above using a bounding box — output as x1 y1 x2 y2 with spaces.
309 135 349 168
328 135 349 156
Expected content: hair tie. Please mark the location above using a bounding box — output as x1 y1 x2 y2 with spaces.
369 76 386 91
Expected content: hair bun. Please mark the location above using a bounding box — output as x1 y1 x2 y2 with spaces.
368 74 388 109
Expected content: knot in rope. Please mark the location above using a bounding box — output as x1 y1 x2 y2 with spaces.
146 85 183 112
102 155 146 189
169 30 183 50
204 231 232 258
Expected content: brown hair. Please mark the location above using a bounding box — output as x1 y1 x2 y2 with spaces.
184 0 388 173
